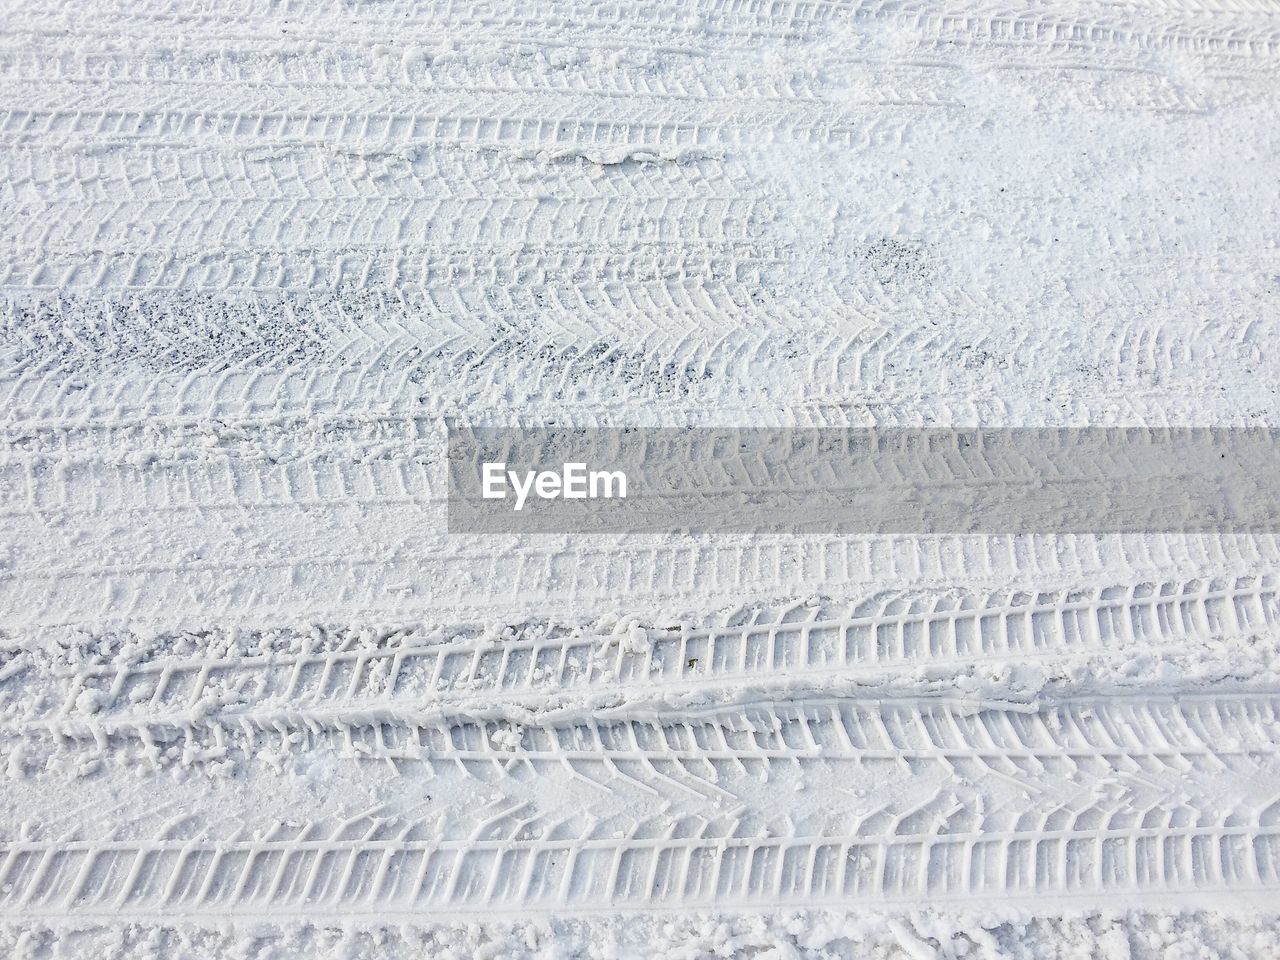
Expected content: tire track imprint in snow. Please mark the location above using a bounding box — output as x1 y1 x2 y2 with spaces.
2 0 1280 943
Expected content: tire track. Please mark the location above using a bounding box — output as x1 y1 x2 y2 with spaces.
4 577 1275 744
4 693 1280 916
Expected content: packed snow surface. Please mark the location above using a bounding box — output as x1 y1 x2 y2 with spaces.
2 0 1280 956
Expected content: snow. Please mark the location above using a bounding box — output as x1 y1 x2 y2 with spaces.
2 0 1280 954
5 910 1280 960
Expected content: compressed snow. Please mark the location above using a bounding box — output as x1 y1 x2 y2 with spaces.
1 0 1279 954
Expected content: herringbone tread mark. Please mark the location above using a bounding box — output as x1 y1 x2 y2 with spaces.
5 694 1280 916
6 578 1274 743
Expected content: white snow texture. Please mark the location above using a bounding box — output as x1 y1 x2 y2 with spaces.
2 0 1280 957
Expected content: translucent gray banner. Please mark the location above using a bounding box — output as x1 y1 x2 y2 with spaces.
446 426 1280 534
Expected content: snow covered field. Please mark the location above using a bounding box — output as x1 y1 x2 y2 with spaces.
2 0 1280 956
